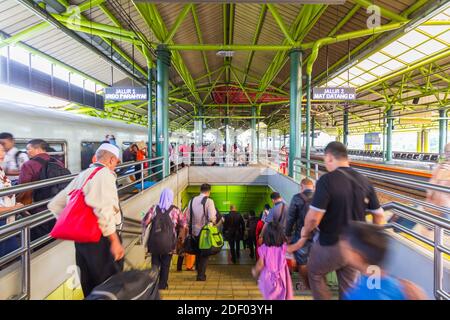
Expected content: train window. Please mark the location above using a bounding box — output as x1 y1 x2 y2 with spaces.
430 155 438 161
81 141 102 170
15 139 68 168
422 155 430 161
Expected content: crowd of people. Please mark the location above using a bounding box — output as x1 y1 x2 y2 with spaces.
1 129 447 300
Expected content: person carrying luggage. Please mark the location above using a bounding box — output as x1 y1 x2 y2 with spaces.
48 143 124 297
183 183 217 281
143 188 186 289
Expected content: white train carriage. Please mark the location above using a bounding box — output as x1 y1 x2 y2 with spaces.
0 100 150 173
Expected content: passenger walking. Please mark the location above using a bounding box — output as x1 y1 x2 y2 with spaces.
143 188 186 289
246 210 258 259
251 221 296 300
184 183 217 281
19 139 70 241
256 204 270 260
342 222 427 300
285 178 315 289
48 143 124 297
223 205 245 264
426 142 450 215
0 132 29 183
260 192 288 237
300 141 384 300
0 144 23 257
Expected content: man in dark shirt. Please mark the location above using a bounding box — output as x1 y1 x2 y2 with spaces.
300 141 384 300
286 178 315 289
19 139 65 241
223 205 245 264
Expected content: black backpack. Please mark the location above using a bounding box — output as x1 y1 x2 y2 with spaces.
147 205 176 255
32 157 71 202
247 217 258 238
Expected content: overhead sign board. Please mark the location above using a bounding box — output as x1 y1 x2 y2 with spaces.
313 87 356 101
104 87 148 101
364 132 381 145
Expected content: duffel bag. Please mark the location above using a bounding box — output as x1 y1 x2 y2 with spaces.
198 224 224 257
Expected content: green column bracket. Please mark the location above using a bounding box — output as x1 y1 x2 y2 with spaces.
386 108 393 162
289 49 302 179
156 45 171 178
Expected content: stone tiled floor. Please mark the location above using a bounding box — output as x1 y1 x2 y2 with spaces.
159 250 314 300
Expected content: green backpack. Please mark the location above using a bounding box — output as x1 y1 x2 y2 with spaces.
196 197 224 256
199 224 224 256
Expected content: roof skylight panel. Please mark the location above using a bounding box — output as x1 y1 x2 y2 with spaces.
371 65 392 77
367 52 390 64
348 67 365 77
359 73 376 82
382 59 405 71
415 39 447 55
397 49 426 64
437 30 450 44
356 59 377 71
382 41 410 56
397 30 429 47
417 25 448 36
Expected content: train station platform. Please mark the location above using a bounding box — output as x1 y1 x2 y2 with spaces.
0 0 449 302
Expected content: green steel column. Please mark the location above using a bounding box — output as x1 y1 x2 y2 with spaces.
305 73 312 177
386 108 393 162
311 115 315 147
343 108 349 146
439 108 448 155
289 49 302 178
147 68 154 156
251 105 257 163
156 45 171 177
198 105 204 146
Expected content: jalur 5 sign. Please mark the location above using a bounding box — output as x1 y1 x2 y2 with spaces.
104 87 148 101
312 87 356 101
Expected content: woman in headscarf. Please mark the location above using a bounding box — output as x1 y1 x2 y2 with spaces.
143 188 186 289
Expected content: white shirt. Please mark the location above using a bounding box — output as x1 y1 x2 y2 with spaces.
0 167 16 224
4 147 29 181
48 164 122 237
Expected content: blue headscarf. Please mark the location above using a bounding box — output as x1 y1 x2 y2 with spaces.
158 188 174 212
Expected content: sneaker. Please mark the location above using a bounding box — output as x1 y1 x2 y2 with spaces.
196 277 206 281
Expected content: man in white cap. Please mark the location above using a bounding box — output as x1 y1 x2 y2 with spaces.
48 143 124 297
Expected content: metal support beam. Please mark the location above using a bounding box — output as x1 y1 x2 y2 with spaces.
251 105 257 163
311 115 315 147
147 67 154 155
267 4 295 45
289 49 302 179
343 108 349 146
439 108 448 155
305 73 312 177
386 108 393 162
156 46 170 178
164 4 192 43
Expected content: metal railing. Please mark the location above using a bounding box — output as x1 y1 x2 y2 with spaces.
0 156 168 300
382 202 450 300
291 156 449 300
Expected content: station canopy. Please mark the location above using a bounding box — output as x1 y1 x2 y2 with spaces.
0 0 448 134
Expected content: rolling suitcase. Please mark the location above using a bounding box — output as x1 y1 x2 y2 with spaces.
85 263 160 300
